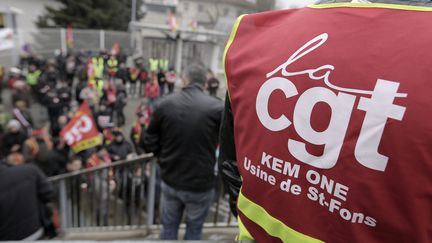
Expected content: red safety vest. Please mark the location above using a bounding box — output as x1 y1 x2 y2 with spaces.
225 3 432 243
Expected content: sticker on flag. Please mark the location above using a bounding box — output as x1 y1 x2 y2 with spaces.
60 101 102 153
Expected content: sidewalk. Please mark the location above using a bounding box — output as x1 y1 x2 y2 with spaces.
60 226 237 242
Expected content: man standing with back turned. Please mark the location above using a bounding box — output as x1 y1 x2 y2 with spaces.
220 0 432 242
143 64 223 240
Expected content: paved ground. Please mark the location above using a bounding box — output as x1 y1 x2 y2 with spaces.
61 226 238 242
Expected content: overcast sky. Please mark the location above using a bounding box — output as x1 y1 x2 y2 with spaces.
276 0 318 9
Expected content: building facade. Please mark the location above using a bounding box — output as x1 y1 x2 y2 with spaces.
0 0 58 31
138 0 258 73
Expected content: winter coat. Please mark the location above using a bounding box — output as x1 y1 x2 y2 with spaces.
1 130 27 156
0 163 53 240
142 83 223 192
145 83 160 99
108 140 133 161
23 137 53 168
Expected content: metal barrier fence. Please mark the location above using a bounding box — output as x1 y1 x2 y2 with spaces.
0 28 132 68
0 27 227 77
48 154 235 234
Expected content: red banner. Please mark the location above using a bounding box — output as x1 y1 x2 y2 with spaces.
66 25 73 49
168 10 177 33
111 42 120 56
60 102 102 153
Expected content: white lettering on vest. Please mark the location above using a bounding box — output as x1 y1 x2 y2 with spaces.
256 77 297 131
288 87 356 169
355 79 406 171
256 33 407 172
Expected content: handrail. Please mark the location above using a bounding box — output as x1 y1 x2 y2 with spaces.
48 153 154 182
48 151 234 232
129 22 229 37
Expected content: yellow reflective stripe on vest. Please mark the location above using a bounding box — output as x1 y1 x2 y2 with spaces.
238 192 324 243
309 3 432 11
223 14 246 100
237 216 254 241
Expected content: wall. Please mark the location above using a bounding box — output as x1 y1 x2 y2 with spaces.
0 0 60 30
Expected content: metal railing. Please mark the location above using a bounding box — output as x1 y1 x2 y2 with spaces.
48 154 156 231
0 28 133 68
48 154 236 234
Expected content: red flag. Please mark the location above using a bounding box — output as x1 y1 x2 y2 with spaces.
111 42 120 56
60 102 102 153
66 25 73 48
168 10 177 33
189 19 198 31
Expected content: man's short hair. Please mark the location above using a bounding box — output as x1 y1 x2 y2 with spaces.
184 64 207 85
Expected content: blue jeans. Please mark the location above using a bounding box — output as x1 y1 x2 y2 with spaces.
160 181 214 240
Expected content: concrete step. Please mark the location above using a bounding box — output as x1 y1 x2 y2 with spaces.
60 225 238 242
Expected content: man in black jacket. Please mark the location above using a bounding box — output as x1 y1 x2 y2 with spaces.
108 130 133 161
0 160 53 240
142 64 223 240
1 119 28 157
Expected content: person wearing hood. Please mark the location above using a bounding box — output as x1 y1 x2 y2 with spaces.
113 81 128 127
13 100 33 135
50 115 68 138
43 90 64 128
22 126 53 170
40 65 59 88
1 119 28 158
46 138 69 176
107 130 133 161
95 104 113 132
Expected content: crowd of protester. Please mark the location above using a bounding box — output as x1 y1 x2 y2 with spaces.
0 48 221 240
0 49 209 173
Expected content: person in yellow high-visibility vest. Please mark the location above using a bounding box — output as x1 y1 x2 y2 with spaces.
26 65 42 87
159 59 169 71
149 58 159 72
92 56 104 79
107 56 118 79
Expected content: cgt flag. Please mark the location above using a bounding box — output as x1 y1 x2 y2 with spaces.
66 25 73 49
60 101 102 153
111 42 120 56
